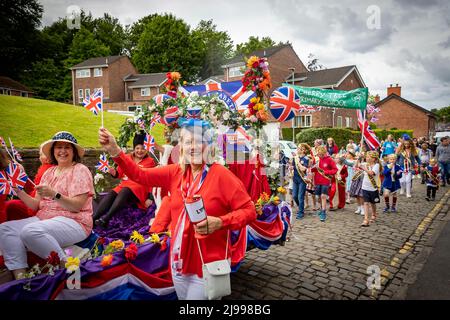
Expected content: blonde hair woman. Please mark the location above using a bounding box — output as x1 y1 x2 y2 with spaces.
98 118 255 300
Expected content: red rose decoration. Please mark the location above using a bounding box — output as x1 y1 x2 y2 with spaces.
160 238 167 252
47 251 60 266
125 243 138 261
97 237 105 245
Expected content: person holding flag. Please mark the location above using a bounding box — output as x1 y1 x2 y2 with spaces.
93 131 156 227
396 136 421 198
0 131 93 280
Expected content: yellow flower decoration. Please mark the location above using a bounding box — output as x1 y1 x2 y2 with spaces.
65 257 80 272
250 97 260 104
110 240 125 251
150 233 161 244
101 254 113 267
171 72 181 81
247 56 259 68
130 231 145 245
257 103 265 111
277 186 287 194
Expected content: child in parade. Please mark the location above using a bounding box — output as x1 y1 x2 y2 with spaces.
423 158 440 201
291 143 311 219
382 154 403 213
329 156 348 211
344 150 356 204
311 146 338 222
418 143 433 184
360 151 382 227
349 152 365 216
396 138 421 198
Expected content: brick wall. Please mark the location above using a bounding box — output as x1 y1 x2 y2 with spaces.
104 101 143 111
376 97 433 138
131 86 160 101
73 68 110 105
108 57 137 102
267 46 308 91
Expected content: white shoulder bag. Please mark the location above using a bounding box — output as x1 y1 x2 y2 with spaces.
196 232 231 300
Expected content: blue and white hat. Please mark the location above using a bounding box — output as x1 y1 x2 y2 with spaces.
41 131 85 159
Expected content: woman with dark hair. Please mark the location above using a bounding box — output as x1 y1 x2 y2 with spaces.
326 137 339 157
0 131 93 280
93 131 156 227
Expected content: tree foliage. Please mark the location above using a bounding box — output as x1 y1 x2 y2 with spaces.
132 14 203 81
235 36 284 56
193 20 234 80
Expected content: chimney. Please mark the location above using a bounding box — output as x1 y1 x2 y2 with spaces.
374 94 380 103
387 84 401 97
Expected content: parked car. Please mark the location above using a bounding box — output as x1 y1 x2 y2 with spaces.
269 140 298 159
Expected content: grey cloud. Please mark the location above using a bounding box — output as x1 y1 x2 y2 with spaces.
439 37 450 48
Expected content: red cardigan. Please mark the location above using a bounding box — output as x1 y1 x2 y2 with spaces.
311 155 338 186
113 152 256 277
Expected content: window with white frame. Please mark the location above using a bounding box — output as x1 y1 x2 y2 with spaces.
294 115 312 128
85 88 90 98
78 89 83 103
94 68 102 77
76 69 90 78
337 116 343 128
228 66 244 78
345 117 352 128
141 88 150 96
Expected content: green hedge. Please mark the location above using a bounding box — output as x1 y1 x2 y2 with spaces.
293 127 415 148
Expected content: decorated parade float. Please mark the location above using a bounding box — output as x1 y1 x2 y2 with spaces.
0 53 372 300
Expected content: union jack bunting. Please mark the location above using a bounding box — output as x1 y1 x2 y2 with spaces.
0 170 13 195
152 94 172 106
150 113 162 129
357 109 381 150
269 86 301 122
5 162 28 190
143 134 155 152
95 153 110 173
83 89 103 115
161 106 179 125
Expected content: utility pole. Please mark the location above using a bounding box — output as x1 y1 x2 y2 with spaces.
289 67 296 142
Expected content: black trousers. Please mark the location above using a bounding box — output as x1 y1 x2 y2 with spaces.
426 186 437 199
93 187 139 222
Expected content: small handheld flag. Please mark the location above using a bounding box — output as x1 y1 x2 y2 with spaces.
83 88 104 127
0 171 13 195
5 162 28 190
143 134 155 152
9 137 22 162
150 113 162 129
95 153 110 173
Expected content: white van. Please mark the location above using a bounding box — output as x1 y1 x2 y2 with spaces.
269 140 298 159
435 131 450 144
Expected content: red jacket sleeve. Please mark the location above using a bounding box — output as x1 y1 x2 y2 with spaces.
112 151 173 191
340 166 348 179
149 196 172 233
218 167 256 230
324 158 338 176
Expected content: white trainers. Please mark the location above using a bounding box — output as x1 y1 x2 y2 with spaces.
406 194 412 198
360 209 365 216
354 207 361 214
400 190 404 195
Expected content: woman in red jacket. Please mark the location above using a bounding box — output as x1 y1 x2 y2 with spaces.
99 119 256 300
93 132 156 227
326 137 339 157
311 146 338 222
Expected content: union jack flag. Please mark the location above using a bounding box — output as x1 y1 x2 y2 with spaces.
83 89 103 115
150 113 162 129
9 138 22 162
144 134 155 152
269 86 300 122
186 106 202 119
357 109 381 150
152 94 172 106
137 118 146 131
161 106 179 125
179 81 255 112
5 162 28 190
0 171 13 195
95 153 110 173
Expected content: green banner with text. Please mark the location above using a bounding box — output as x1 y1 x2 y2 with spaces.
283 84 368 110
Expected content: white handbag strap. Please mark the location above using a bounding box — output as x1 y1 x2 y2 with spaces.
196 230 229 266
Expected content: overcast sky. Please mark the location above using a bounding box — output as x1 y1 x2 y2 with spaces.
40 0 450 110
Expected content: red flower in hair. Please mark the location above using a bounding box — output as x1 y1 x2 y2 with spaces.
125 243 138 261
47 251 60 266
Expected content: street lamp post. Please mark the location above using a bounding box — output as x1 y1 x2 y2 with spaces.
289 68 296 142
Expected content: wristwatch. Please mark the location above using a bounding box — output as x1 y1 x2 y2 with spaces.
53 192 61 200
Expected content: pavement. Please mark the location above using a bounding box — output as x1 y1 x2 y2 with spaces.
225 179 450 300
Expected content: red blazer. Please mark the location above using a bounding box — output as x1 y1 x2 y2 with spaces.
113 152 256 278
332 165 348 185
113 154 156 208
311 155 338 186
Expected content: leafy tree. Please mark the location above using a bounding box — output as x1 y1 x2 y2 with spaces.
0 0 43 77
432 105 450 122
306 53 325 71
126 14 158 55
92 13 127 55
193 20 234 80
132 14 203 81
235 36 282 56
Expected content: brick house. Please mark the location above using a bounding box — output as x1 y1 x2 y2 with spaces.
282 65 366 133
221 44 308 90
70 55 137 105
374 84 437 139
124 73 167 102
0 76 34 97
